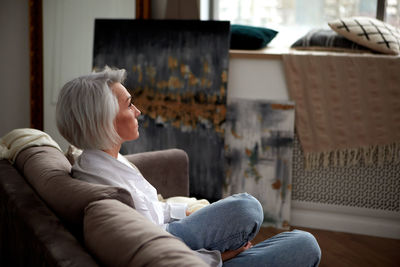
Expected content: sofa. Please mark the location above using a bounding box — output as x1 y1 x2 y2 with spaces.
0 145 208 266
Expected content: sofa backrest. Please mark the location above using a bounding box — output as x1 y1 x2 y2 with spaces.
14 146 134 235
124 148 190 198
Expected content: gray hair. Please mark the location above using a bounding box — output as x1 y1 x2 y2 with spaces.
56 67 127 150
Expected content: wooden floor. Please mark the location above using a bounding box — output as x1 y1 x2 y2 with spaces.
253 226 400 267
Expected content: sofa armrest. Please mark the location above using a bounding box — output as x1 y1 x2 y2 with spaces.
84 199 208 267
124 149 189 198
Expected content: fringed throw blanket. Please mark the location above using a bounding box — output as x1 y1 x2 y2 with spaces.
283 51 400 169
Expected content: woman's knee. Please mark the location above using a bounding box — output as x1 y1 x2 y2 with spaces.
228 193 264 229
292 230 321 266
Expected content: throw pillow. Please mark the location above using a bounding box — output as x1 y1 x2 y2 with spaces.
328 17 400 55
230 24 278 50
291 28 372 53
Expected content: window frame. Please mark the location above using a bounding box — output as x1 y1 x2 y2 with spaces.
210 0 390 22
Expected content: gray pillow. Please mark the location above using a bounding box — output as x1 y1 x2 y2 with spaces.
291 29 372 53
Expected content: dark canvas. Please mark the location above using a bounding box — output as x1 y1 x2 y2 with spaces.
93 19 230 201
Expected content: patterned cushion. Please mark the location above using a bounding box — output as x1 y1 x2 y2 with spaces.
328 17 400 55
291 29 372 53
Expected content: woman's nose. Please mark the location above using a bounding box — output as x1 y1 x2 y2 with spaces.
135 106 141 116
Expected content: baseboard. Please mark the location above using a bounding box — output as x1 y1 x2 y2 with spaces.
290 200 400 239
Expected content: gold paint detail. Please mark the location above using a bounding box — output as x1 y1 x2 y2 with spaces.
271 180 282 190
245 148 252 157
130 56 227 135
135 89 226 134
231 129 243 139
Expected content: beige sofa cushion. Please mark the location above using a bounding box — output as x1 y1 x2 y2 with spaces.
15 146 134 229
84 199 208 267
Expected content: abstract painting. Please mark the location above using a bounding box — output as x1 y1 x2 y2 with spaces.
93 19 230 202
224 99 295 228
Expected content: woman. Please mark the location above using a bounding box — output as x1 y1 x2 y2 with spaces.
56 67 321 267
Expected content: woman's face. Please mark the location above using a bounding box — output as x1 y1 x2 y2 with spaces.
112 82 141 143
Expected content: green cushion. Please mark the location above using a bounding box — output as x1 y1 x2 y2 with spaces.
230 24 278 50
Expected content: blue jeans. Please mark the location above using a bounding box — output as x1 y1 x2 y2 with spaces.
167 193 321 267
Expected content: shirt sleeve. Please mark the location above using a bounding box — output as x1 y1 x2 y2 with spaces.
161 202 188 223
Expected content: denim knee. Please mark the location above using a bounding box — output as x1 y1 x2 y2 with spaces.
230 193 264 236
292 230 322 266
231 193 263 219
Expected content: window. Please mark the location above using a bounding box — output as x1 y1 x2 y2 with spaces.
209 0 399 47
387 0 400 26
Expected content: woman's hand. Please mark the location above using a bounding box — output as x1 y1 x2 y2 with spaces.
221 241 253 262
185 209 192 216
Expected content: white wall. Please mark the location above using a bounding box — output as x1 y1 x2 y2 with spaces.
227 57 289 101
0 0 30 137
43 0 136 150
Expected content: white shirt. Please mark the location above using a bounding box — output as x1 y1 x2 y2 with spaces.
72 149 187 229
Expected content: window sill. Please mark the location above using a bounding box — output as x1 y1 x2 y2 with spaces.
229 47 290 60
229 47 400 60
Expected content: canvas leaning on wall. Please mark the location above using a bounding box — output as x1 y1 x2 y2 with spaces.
224 99 295 229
